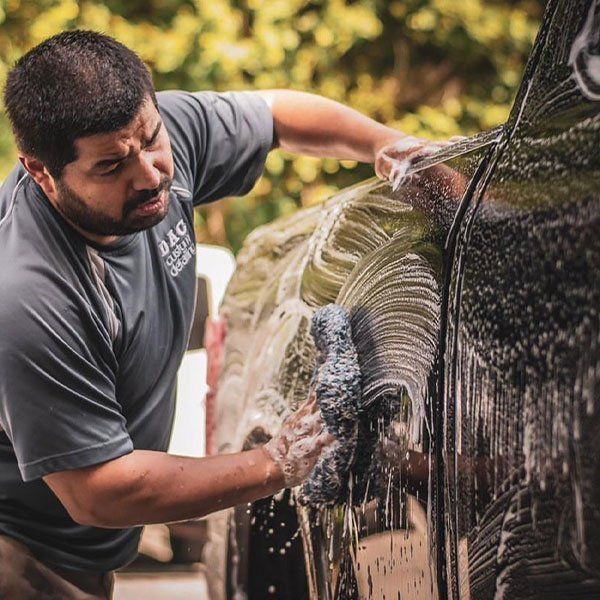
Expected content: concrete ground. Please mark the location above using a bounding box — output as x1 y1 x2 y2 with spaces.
114 568 209 599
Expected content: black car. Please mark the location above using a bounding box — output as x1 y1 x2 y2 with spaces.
203 0 600 597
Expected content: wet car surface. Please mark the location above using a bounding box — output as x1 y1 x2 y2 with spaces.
203 1 600 598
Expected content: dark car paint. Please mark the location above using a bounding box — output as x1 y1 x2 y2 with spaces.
443 1 600 595
208 1 600 598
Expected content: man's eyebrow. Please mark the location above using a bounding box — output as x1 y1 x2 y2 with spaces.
144 120 162 146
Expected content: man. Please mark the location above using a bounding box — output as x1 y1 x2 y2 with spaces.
0 31 432 598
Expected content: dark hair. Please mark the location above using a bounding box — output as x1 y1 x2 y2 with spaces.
4 30 157 177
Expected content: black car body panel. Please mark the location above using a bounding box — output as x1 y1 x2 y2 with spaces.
444 1 600 596
203 1 600 598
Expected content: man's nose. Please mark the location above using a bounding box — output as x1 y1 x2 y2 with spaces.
132 152 162 191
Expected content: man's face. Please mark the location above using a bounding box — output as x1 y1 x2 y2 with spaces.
53 97 174 238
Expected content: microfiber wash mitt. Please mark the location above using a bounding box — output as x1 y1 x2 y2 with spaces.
299 304 362 507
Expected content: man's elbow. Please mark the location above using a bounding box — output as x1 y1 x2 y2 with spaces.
53 490 119 528
66 505 97 527
44 458 149 529
66 484 155 529
67 501 122 529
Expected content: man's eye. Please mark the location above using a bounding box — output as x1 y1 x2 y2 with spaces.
102 162 123 176
147 133 160 148
146 123 162 148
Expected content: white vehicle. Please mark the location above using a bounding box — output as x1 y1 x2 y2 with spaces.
169 243 236 459
137 243 235 565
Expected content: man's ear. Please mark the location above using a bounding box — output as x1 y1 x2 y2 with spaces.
19 155 57 199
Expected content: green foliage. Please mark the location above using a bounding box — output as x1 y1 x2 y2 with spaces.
0 0 544 251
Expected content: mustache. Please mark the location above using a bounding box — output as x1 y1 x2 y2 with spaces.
124 178 173 215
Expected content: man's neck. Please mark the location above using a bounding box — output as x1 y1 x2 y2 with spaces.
66 218 120 247
43 190 121 247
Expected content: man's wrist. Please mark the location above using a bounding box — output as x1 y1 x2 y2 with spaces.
371 129 407 162
258 445 286 489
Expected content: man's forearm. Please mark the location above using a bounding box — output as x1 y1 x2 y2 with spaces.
45 447 284 529
255 90 404 162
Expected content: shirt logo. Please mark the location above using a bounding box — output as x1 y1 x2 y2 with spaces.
158 218 196 277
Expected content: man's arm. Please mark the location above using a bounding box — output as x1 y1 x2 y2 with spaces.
254 90 468 195
44 394 330 528
44 447 283 528
254 89 419 165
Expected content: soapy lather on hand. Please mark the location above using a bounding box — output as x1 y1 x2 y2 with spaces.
264 393 335 488
375 134 466 191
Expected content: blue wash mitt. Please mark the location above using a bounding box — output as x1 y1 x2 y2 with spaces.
299 304 362 507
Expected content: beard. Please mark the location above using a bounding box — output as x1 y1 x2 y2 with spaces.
54 177 172 237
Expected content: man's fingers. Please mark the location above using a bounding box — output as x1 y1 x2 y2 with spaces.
299 431 335 463
378 141 427 164
293 396 316 419
376 137 437 181
291 411 321 436
299 391 317 411
316 431 336 449
375 133 466 185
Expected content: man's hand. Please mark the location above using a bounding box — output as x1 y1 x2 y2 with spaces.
264 393 335 488
375 135 441 185
375 135 467 190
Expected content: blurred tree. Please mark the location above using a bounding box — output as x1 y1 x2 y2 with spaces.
0 0 544 251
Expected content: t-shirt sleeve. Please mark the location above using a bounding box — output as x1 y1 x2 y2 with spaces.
157 90 274 205
0 278 133 482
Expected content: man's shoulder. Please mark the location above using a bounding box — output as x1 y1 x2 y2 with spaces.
0 242 104 359
156 89 216 111
0 167 46 278
0 167 80 259
0 239 77 317
155 89 273 205
0 170 89 329
0 164 29 222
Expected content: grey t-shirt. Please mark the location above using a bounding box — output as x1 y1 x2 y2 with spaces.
0 90 273 571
